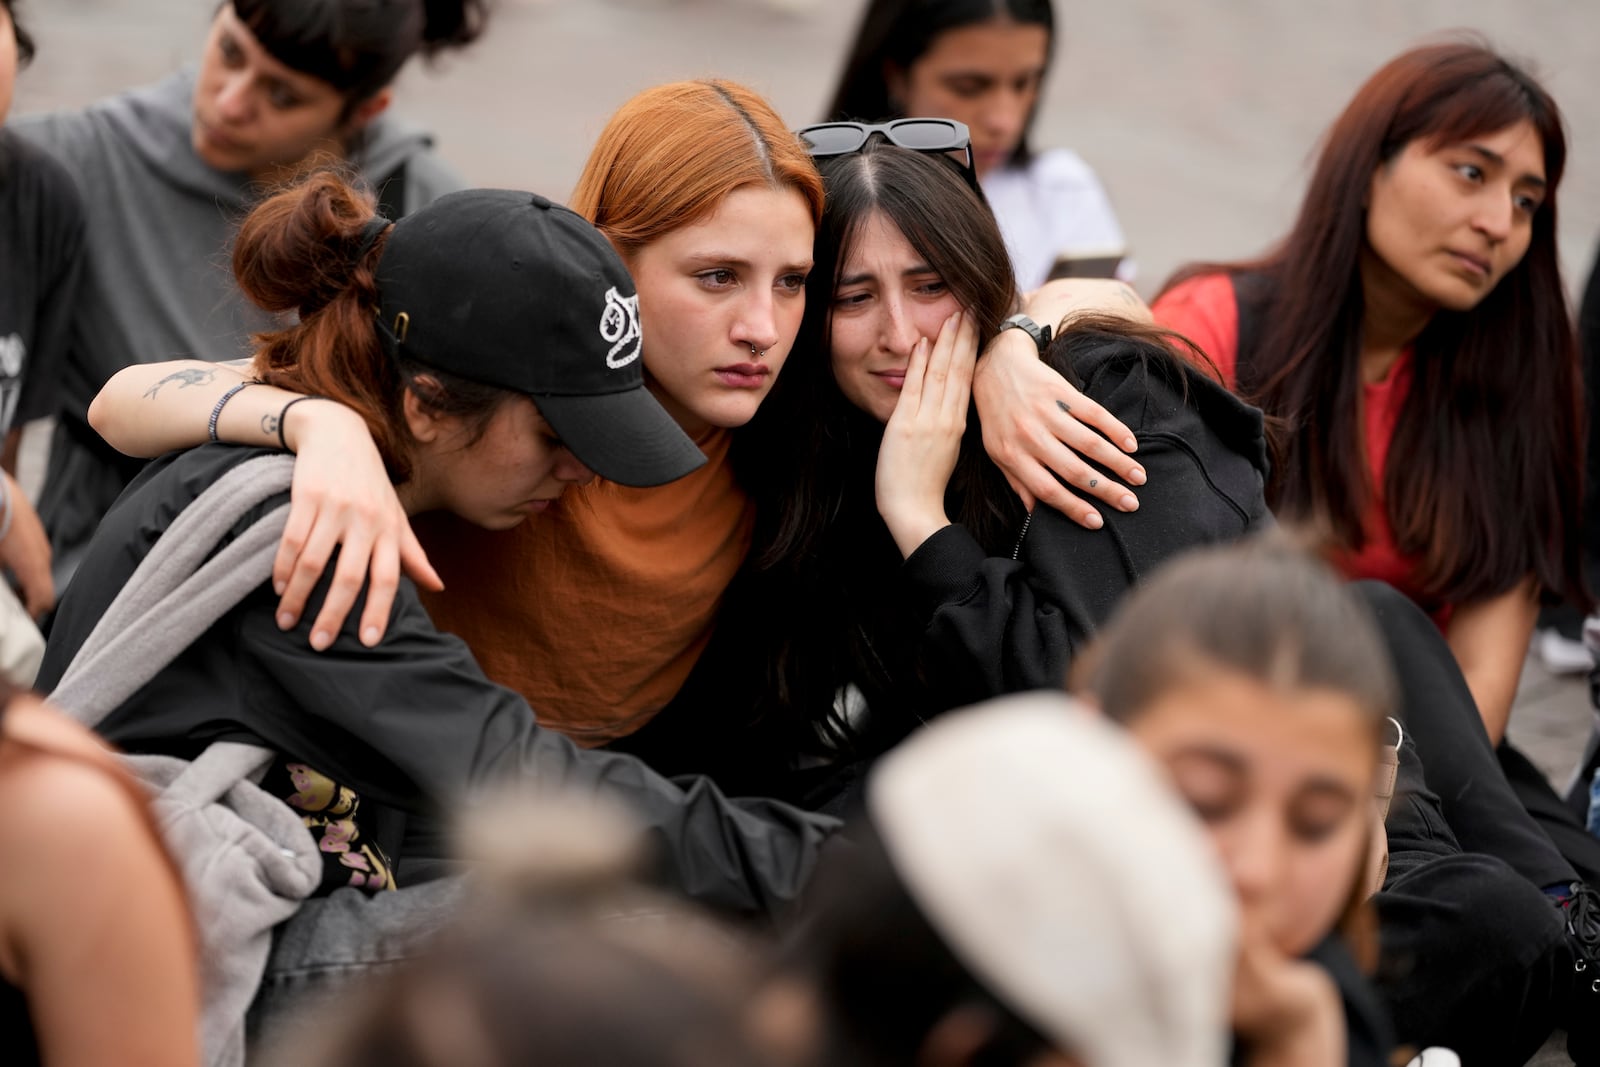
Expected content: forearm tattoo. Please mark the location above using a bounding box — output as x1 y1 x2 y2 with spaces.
143 367 217 399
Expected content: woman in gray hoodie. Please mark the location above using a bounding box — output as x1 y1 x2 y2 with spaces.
15 0 483 585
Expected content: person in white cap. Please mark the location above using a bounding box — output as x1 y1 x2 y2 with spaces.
779 690 1237 1067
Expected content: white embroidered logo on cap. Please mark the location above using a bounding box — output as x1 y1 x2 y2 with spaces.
600 287 642 369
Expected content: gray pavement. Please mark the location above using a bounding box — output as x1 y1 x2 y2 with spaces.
16 0 1600 295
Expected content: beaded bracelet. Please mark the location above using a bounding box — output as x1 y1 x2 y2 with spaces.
208 381 256 442
276 395 326 452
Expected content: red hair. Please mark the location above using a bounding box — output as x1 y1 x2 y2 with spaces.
569 80 824 259
232 169 415 476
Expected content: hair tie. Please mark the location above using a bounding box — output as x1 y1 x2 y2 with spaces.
355 214 392 265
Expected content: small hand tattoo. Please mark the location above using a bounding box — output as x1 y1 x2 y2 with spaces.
143 368 216 399
261 414 280 436
1056 400 1072 414
1089 479 1099 488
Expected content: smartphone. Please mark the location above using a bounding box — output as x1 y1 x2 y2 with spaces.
1046 248 1127 281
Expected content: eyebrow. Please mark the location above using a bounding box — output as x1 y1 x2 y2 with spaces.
836 263 939 289
219 12 320 93
1168 745 1248 776
1466 144 1547 189
1296 779 1359 803
684 253 754 268
684 253 814 272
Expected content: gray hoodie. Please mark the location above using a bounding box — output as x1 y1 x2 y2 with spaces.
16 68 464 577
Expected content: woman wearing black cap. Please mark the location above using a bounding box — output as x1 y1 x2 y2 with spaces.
34 172 834 926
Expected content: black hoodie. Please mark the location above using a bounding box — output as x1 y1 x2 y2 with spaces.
36 444 838 920
900 335 1274 710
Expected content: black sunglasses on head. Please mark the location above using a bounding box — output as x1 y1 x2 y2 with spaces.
796 119 981 194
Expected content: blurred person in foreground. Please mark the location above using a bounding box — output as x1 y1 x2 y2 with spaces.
0 681 200 1066
773 693 1238 1067
260 791 780 1067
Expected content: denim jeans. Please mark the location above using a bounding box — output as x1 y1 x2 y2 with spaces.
245 876 468 1056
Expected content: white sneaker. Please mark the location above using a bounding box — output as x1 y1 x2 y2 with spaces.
1405 1049 1461 1067
1538 627 1595 675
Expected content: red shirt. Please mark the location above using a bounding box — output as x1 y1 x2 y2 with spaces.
1153 273 1445 623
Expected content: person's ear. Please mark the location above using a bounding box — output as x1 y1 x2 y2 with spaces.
402 377 445 443
343 86 393 136
1072 691 1104 714
915 1005 998 1067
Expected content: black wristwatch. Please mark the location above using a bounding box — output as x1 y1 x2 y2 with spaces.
999 313 1052 353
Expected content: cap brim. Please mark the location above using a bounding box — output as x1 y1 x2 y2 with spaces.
533 386 707 488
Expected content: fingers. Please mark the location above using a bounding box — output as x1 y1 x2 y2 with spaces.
302 521 378 650
275 514 346 647
350 532 402 648
1020 460 1107 530
922 310 959 389
940 311 978 419
1047 407 1146 489
272 504 314 603
399 524 443 593
915 311 974 426
998 467 1038 513
895 335 933 418
1054 388 1138 456
281 511 360 646
1032 434 1141 510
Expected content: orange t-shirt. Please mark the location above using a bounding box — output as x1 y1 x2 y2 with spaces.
414 427 753 745
1154 273 1442 622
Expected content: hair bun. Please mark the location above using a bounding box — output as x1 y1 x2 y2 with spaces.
419 0 488 51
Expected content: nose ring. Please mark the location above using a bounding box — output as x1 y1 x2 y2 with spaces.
749 343 767 359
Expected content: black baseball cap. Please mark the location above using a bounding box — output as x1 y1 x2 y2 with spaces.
372 190 706 488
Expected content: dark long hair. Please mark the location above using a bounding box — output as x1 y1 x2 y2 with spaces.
233 168 511 481
826 0 1055 169
728 141 1019 753
1163 40 1586 610
231 0 486 112
2 0 33 65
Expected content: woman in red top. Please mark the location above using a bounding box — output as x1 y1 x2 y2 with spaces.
1151 41 1585 746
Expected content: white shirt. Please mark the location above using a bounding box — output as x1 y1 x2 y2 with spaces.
982 148 1130 292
